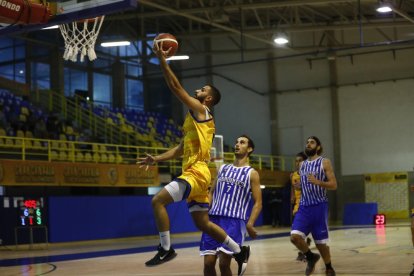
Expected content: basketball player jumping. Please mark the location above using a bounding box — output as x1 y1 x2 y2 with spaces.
137 40 250 275
290 136 337 276
201 135 262 276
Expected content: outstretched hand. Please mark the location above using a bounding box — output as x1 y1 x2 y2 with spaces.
136 153 157 171
152 40 172 59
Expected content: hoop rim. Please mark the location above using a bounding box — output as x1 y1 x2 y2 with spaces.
76 15 105 24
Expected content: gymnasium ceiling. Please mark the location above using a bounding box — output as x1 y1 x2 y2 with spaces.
108 0 414 55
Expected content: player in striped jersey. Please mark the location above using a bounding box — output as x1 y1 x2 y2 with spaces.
200 135 262 276
290 136 337 276
291 151 312 262
138 42 250 272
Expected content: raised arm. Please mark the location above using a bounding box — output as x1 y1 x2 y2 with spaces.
137 140 184 170
153 42 206 115
246 169 263 239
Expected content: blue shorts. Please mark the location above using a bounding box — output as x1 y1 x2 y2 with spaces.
291 202 329 244
200 215 246 255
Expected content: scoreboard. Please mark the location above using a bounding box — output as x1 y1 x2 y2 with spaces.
19 199 44 226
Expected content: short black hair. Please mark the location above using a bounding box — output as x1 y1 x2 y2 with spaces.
239 134 255 156
207 84 221 106
307 136 323 155
296 151 307 160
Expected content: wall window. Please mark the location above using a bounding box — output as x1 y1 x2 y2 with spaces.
64 68 87 97
31 63 50 89
125 78 143 110
93 73 112 106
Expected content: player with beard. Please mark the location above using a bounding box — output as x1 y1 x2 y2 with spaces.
200 135 262 276
290 136 337 276
137 41 250 274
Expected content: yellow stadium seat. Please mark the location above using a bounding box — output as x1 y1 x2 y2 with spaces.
76 151 84 162
33 140 43 149
51 150 59 161
51 141 59 149
67 151 75 162
84 152 92 162
14 139 22 147
21 106 29 116
116 154 123 163
24 140 33 149
59 151 68 161
59 133 67 141
108 153 115 163
99 145 107 153
19 114 27 122
93 152 100 163
25 131 33 138
0 128 6 136
16 130 24 138
65 126 74 135
58 142 67 150
100 153 108 163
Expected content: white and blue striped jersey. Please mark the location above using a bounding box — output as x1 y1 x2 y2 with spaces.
299 156 328 206
209 164 253 220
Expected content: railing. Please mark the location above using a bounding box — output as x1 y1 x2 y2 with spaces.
0 136 295 175
30 89 173 147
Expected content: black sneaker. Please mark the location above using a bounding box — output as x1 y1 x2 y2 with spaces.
233 245 250 276
325 267 336 276
410 264 414 276
305 253 320 275
145 245 177 266
296 252 306 262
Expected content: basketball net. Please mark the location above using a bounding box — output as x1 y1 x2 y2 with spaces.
59 16 105 62
211 135 224 170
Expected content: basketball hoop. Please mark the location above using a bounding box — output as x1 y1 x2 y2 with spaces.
59 16 105 62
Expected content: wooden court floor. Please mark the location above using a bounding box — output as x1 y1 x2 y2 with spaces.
0 223 413 276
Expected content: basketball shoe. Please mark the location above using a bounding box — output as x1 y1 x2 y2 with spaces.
410 264 414 276
145 244 177 266
325 267 336 276
233 245 250 276
305 252 320 275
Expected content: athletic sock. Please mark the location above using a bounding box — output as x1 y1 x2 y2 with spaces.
159 231 170 251
224 235 241 253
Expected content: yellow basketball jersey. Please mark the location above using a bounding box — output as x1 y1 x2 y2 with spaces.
181 108 215 171
177 107 215 205
291 171 302 214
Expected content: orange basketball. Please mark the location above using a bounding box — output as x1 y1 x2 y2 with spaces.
153 33 178 57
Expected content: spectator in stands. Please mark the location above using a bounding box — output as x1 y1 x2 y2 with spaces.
0 104 10 131
34 118 48 139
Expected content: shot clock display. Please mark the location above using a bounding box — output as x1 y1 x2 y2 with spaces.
374 214 386 225
19 199 44 226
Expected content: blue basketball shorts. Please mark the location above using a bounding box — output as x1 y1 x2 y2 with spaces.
200 215 246 255
291 202 329 244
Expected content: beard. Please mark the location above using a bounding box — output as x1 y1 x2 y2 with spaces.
195 93 207 103
305 147 317 157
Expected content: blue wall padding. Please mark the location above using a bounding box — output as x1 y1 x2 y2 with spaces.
343 202 378 225
48 196 197 242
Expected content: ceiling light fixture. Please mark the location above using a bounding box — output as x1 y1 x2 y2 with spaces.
166 55 190 61
42 25 59 30
100 41 131 47
376 1 393 13
273 33 289 45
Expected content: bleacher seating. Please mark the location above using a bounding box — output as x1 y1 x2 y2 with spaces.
0 88 184 165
